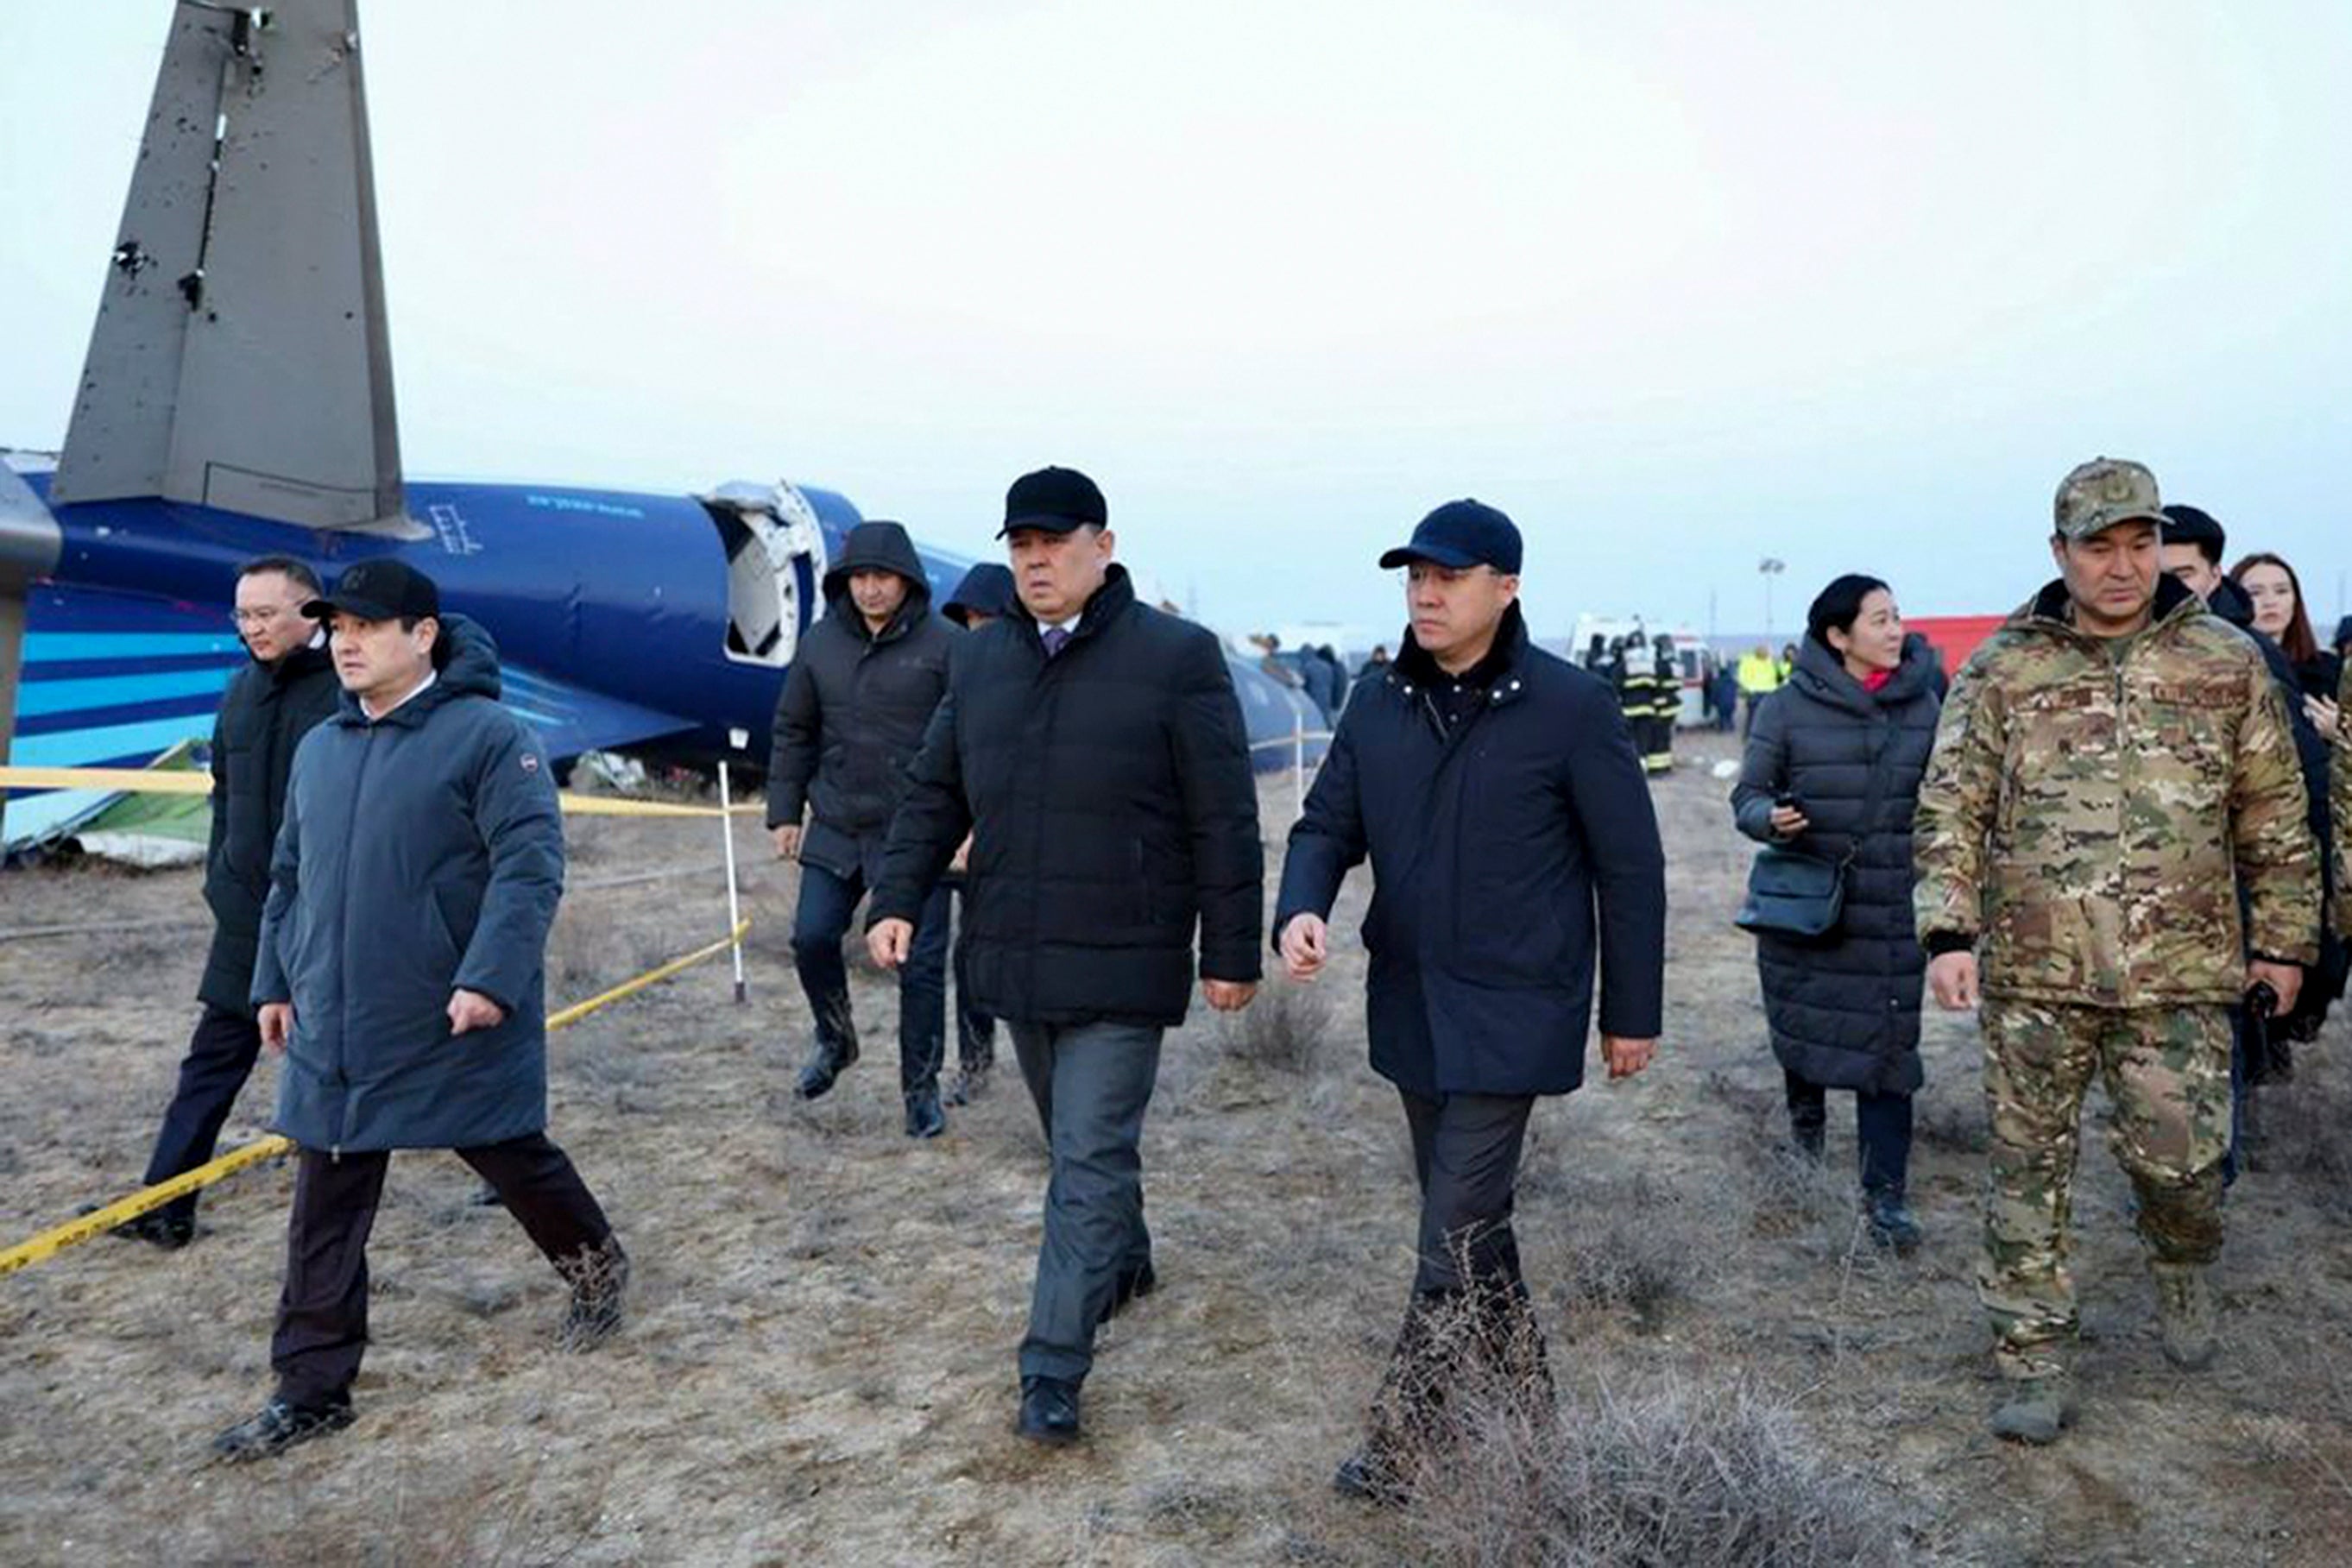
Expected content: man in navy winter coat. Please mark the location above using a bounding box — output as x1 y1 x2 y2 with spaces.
938 562 1021 1101
1272 500 1668 1502
212 561 625 1463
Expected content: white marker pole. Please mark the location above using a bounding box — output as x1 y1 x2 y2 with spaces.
1292 709 1306 822
718 737 748 1004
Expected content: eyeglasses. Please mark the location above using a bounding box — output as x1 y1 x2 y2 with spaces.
230 606 297 627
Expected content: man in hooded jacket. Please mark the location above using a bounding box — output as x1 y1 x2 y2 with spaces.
938 562 1018 1100
114 556 340 1250
767 520 962 1136
213 560 624 1462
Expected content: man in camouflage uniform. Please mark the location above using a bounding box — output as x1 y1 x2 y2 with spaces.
2337 659 2350 941
1914 457 2319 1445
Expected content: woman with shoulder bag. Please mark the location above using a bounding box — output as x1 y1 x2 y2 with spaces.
1731 575 1941 1251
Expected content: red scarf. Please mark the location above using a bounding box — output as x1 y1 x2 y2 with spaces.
1862 668 1895 693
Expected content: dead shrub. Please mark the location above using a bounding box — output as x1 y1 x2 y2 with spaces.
1552 1175 1718 1330
1218 977 1333 1073
1389 1299 1911 1568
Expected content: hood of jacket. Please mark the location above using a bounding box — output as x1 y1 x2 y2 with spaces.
943 562 1018 626
1788 628 1938 716
2012 570 2203 645
822 520 933 627
2206 576 2258 631
261 633 335 686
331 611 501 727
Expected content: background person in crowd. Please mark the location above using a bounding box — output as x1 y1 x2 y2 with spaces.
216 561 626 1462
1914 458 2317 1446
867 466 1263 1448
1708 648 1742 731
939 562 1019 1104
1362 643 1392 677
1732 574 1940 1251
1272 499 1668 1504
767 522 961 1138
1737 643 1781 735
1637 633 1679 774
109 557 340 1251
2230 551 2343 734
2166 509 2341 1162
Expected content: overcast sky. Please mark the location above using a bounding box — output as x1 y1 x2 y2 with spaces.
4 1 2349 642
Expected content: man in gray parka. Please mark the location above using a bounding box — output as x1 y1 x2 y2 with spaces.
211 560 626 1463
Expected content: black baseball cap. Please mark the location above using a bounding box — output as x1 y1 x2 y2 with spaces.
303 557 441 621
1378 499 1523 575
997 466 1107 538
2160 503 2227 557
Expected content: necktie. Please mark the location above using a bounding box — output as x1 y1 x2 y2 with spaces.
1041 627 1072 658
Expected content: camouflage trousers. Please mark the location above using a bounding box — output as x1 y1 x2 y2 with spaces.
1978 997 2230 1382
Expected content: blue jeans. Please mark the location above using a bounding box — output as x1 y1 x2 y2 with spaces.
791 862 949 1095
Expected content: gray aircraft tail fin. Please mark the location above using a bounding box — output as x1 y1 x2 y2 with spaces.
52 0 405 532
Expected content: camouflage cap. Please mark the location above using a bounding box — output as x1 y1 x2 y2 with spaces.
2053 457 2165 542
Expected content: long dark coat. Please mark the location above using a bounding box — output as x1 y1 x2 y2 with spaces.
765 521 958 883
199 640 341 1015
1272 606 1668 1098
1731 635 1940 1094
254 617 565 1152
870 565 1263 1028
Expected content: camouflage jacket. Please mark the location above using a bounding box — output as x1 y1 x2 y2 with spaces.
2337 658 2350 936
1914 576 2320 1006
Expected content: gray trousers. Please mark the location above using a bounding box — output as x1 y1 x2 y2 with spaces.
1009 1020 1163 1382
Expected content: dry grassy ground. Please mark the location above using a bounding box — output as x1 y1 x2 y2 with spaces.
4 732 2351 1565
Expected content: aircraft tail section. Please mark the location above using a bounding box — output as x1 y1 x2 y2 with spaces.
52 0 405 532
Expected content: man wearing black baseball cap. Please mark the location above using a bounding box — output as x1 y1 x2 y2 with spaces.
1274 499 1668 1501
867 465 1264 1446
212 559 627 1460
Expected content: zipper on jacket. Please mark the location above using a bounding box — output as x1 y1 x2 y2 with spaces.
332 725 380 1151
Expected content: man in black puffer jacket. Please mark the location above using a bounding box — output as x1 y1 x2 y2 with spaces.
867 466 1262 1447
1273 500 1667 1502
766 521 961 1136
114 557 340 1250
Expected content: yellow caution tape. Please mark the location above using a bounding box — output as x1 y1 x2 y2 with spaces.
0 1136 296 1280
0 765 760 818
0 916 753 1281
552 794 761 819
547 919 750 1028
0 765 214 796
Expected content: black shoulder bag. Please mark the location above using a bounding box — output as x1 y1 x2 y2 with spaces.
1735 722 1889 941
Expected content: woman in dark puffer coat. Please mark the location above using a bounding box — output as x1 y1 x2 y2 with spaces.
1732 575 1941 1251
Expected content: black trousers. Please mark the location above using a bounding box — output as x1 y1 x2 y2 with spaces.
1375 1087 1550 1433
1784 1068 1914 1197
271 1134 613 1407
1400 1087 1536 1300
141 1004 264 1226
953 885 996 1072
